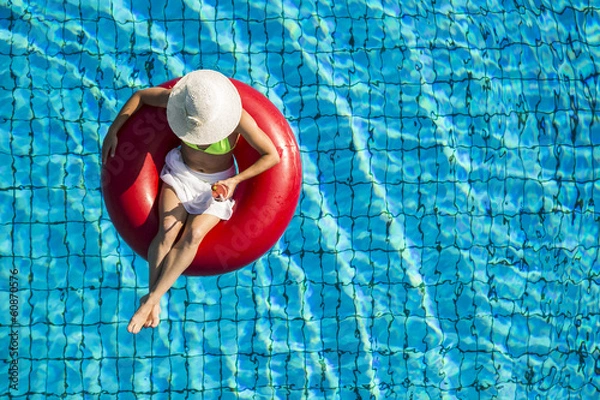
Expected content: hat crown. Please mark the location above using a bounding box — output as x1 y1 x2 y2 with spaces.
185 77 217 126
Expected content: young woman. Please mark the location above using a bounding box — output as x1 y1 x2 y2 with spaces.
102 70 280 334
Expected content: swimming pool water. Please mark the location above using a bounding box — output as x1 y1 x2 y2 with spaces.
1 0 599 398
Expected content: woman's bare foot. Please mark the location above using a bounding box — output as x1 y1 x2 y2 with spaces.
143 303 161 329
139 294 162 328
128 296 159 334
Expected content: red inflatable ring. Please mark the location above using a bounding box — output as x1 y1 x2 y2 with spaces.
101 78 302 276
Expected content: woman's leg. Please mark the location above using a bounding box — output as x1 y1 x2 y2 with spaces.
148 185 187 290
127 213 221 334
142 184 187 328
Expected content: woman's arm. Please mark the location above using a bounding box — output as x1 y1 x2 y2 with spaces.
216 110 281 199
102 87 171 164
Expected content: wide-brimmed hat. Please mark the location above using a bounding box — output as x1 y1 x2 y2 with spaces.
166 70 242 145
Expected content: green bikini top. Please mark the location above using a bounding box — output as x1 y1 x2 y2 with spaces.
182 136 236 155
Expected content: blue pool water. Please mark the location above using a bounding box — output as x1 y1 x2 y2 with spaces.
1 0 599 398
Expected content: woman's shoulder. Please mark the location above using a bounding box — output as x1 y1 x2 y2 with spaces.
237 109 259 132
138 87 171 108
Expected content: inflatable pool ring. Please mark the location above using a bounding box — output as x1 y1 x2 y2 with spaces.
101 77 302 276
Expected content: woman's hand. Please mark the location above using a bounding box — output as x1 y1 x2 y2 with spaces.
101 87 171 165
102 130 118 164
212 177 240 201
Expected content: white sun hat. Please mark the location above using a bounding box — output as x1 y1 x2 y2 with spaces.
166 70 242 145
